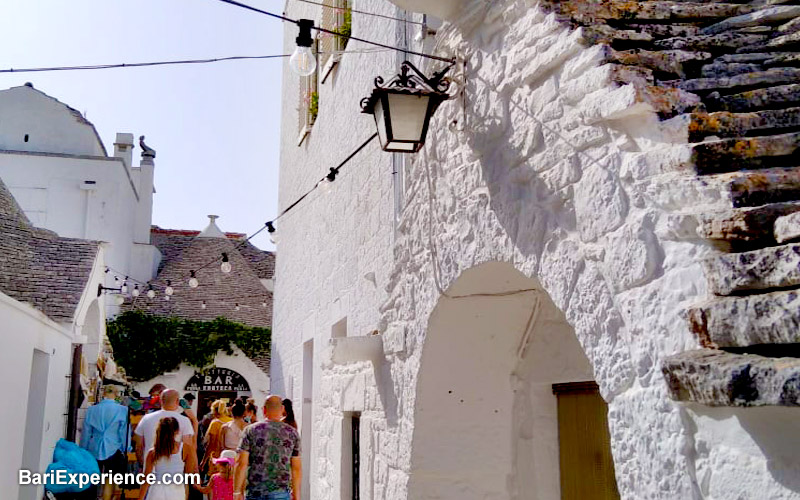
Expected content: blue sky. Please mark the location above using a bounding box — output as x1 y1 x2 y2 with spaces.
0 0 284 249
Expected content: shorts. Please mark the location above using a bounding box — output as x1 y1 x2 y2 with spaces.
97 449 128 474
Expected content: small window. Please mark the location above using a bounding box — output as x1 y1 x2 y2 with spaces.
297 39 319 145
341 412 360 500
24 134 29 142
319 0 351 83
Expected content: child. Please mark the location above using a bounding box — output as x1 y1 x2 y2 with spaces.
195 449 235 500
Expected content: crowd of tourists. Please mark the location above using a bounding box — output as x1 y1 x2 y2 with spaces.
79 384 301 500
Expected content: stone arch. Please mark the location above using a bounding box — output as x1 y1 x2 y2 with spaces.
407 261 613 500
82 299 102 371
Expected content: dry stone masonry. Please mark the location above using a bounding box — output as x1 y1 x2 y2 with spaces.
276 1 800 498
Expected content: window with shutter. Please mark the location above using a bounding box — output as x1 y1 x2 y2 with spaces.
297 39 319 145
319 0 351 83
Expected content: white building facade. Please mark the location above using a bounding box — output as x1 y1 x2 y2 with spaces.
0 83 160 294
0 177 107 500
274 1 800 500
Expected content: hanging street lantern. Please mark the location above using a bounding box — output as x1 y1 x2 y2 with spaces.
360 61 454 153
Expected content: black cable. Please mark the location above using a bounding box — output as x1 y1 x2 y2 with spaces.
213 0 455 64
103 133 378 291
0 54 290 74
292 0 425 26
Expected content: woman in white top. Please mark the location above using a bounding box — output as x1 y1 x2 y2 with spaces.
220 401 247 451
139 417 198 500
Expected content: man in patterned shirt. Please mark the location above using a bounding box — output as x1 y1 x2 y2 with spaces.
234 395 302 500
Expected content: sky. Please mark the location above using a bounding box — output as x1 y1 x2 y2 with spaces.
0 0 285 250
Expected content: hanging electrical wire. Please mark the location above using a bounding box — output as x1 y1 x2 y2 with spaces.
0 48 394 75
291 0 425 25
212 0 455 64
102 130 379 306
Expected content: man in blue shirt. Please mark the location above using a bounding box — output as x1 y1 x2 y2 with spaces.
80 385 128 500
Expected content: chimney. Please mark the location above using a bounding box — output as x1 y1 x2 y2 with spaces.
113 133 134 169
133 135 156 244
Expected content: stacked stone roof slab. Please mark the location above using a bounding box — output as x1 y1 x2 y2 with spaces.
0 176 98 322
535 0 800 406
126 226 273 373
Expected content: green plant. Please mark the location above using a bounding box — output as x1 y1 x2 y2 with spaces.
309 91 319 121
106 311 271 381
336 5 352 48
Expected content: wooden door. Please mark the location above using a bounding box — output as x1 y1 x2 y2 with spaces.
553 382 620 500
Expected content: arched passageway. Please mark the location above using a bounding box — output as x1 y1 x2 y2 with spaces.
408 262 619 500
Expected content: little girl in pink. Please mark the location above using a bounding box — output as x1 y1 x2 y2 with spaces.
195 449 235 500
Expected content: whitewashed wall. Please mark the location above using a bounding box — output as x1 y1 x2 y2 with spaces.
133 347 271 411
0 86 159 288
275 1 800 499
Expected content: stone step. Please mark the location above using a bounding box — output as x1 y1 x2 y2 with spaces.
546 1 755 24
701 5 800 35
613 49 712 79
662 349 800 406
697 201 800 244
686 288 800 346
704 242 800 294
689 107 800 140
775 210 800 242
654 32 770 52
691 131 800 175
669 67 800 94
710 83 800 112
725 167 800 207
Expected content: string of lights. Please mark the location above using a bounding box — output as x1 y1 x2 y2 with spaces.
102 133 378 302
0 48 393 74
291 0 426 26
212 0 455 64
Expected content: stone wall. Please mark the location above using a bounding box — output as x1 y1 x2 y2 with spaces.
275 1 800 499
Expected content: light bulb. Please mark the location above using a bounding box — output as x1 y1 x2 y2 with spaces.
132 285 140 297
221 253 231 273
165 281 174 296
201 301 207 310
113 294 125 306
289 45 316 77
189 271 198 288
262 301 267 308
121 281 128 294
269 232 279 245
319 177 333 195
147 285 155 299
164 295 170 301
235 303 240 311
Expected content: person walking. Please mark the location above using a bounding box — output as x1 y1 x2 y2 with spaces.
134 389 194 465
80 385 128 500
195 449 236 500
234 396 301 500
221 401 247 452
281 399 297 430
138 417 198 500
201 400 229 472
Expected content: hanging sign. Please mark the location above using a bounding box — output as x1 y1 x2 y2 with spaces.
184 367 250 392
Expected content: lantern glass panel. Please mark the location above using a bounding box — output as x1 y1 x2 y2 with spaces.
387 93 430 142
374 98 389 149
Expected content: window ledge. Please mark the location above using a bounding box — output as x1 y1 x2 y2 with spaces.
320 54 341 84
297 123 313 146
330 335 383 365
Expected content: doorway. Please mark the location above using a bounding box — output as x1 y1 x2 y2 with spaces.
20 349 50 500
553 382 619 500
197 391 237 419
408 262 620 500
